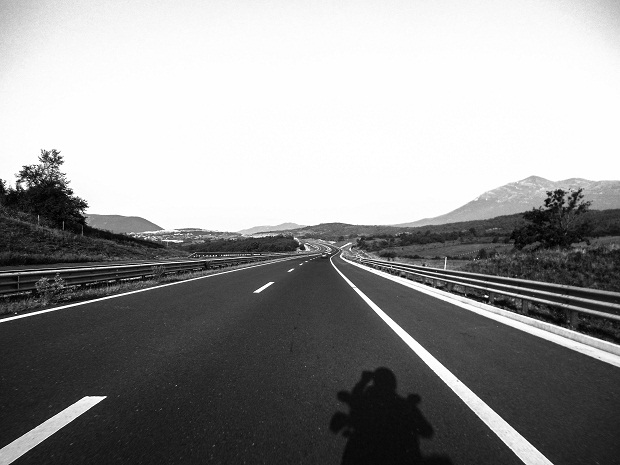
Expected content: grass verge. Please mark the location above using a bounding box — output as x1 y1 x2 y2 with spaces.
461 245 620 292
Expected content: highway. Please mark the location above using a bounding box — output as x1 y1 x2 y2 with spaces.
1 251 619 464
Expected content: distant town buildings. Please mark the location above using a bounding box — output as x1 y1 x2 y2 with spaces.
127 229 241 244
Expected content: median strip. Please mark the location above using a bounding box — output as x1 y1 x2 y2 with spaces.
253 282 274 294
0 396 106 465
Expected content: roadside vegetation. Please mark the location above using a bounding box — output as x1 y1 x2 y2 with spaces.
461 245 620 292
182 235 301 254
356 190 620 292
353 189 620 343
0 150 185 266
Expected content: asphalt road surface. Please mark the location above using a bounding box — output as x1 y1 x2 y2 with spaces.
1 252 619 464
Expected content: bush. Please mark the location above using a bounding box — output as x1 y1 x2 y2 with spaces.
35 273 67 304
151 265 166 282
379 250 398 261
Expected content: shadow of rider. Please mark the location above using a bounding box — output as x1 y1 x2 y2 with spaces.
330 368 453 465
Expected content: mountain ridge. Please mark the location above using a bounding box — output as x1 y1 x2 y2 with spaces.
395 176 620 227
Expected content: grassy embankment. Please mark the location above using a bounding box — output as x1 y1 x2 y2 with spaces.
0 212 184 266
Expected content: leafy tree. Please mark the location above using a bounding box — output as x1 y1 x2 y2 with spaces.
0 178 6 204
511 188 592 249
11 150 88 227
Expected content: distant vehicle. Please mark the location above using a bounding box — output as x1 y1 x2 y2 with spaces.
321 253 329 258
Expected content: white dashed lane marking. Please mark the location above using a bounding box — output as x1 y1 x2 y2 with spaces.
253 282 274 294
0 396 106 465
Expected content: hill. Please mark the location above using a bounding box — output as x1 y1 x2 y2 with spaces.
396 176 620 227
288 209 620 243
86 214 163 233
0 210 181 266
237 222 306 235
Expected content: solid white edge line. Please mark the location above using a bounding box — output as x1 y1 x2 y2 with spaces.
1 256 306 324
253 282 274 293
330 254 553 465
0 396 106 465
340 255 620 367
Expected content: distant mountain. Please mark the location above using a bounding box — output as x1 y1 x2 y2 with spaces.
237 222 306 235
86 214 163 233
396 176 620 227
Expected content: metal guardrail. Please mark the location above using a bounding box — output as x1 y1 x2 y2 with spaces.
345 255 620 329
0 252 312 297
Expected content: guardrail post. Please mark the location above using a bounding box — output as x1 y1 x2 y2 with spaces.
568 310 579 330
521 299 529 315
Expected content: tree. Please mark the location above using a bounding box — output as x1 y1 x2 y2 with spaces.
13 149 88 227
0 178 6 205
511 188 592 249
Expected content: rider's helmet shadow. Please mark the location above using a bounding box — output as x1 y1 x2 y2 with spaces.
330 367 453 465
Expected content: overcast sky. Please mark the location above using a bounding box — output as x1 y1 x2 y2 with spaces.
1 0 619 231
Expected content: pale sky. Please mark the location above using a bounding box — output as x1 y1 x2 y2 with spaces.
1 0 619 231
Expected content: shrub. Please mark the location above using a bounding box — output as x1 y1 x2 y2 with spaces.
379 250 398 261
151 265 166 282
35 273 67 304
